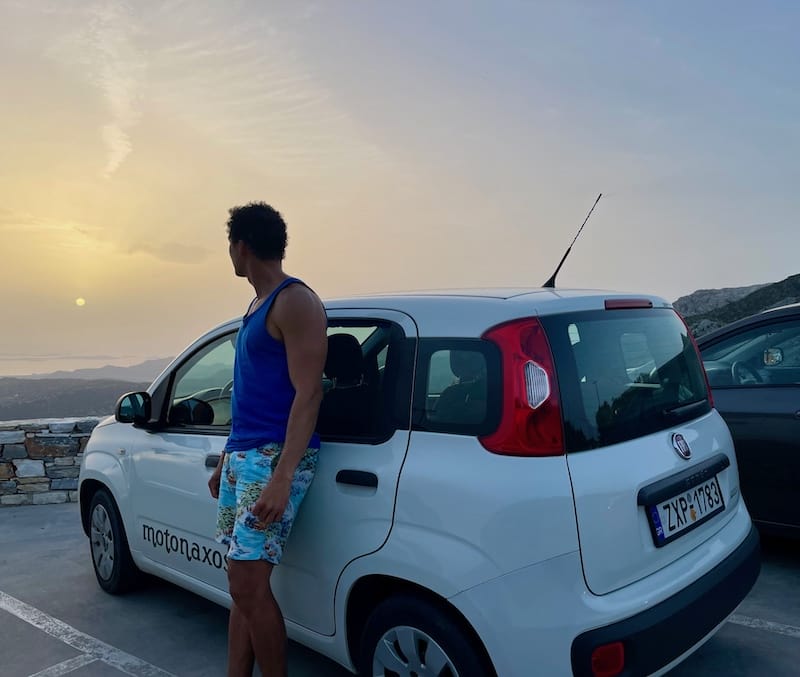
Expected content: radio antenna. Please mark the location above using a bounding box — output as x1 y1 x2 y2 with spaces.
542 192 602 288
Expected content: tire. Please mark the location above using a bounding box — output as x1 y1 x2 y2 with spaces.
88 488 139 594
358 595 493 677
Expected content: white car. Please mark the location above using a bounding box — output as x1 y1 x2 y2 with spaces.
78 288 760 677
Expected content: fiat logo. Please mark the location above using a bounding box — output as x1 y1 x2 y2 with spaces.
672 433 692 460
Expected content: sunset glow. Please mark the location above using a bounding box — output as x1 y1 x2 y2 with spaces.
1 1 798 376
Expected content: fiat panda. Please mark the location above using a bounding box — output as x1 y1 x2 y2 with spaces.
79 287 760 676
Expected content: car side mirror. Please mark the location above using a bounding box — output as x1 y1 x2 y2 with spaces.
115 392 152 424
763 348 783 367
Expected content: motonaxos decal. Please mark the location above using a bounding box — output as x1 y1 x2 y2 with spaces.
142 524 228 572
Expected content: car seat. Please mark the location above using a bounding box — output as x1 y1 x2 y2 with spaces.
431 350 487 424
317 333 375 437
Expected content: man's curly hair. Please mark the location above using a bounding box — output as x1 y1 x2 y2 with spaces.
226 202 288 261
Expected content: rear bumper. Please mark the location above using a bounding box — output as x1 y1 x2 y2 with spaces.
570 523 761 676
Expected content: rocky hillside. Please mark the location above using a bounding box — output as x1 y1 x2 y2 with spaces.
673 283 769 317
0 378 149 421
677 274 800 336
19 357 172 381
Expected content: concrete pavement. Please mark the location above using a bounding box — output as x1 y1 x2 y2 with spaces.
1 503 798 676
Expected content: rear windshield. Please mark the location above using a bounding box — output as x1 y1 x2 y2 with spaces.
540 308 711 452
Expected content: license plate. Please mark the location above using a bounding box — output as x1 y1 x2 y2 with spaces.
646 475 725 547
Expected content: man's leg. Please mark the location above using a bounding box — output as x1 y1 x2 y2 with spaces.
214 455 256 676
227 560 286 677
227 599 256 677
223 445 318 676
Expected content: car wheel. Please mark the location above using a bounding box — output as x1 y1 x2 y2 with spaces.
89 488 139 594
358 595 492 677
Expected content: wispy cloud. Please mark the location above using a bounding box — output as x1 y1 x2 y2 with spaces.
31 2 382 180
143 5 385 178
0 208 208 264
44 1 146 178
0 208 103 235
89 2 146 177
125 241 212 264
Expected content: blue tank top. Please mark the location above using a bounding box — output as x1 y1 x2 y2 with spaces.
225 277 321 451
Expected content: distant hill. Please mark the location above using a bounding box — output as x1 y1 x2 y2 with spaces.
673 283 769 317
0 378 150 422
676 274 800 336
20 357 173 382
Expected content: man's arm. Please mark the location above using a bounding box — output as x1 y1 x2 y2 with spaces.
273 284 327 478
252 284 327 523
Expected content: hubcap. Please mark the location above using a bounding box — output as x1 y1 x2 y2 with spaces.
372 625 458 677
90 504 115 580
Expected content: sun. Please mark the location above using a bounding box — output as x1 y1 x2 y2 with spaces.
75 297 86 307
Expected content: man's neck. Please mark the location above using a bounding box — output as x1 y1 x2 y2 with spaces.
248 263 289 300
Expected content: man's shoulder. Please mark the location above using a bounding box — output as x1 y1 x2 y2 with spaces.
272 279 326 320
279 279 322 304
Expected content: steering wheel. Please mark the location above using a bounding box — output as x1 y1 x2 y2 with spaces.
731 361 761 386
221 379 234 397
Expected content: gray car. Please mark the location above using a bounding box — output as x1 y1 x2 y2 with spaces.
697 303 800 537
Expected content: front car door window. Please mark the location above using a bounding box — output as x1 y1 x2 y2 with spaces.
701 318 800 387
168 333 237 429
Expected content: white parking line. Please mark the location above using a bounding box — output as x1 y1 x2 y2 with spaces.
729 614 800 639
28 655 98 677
0 591 176 677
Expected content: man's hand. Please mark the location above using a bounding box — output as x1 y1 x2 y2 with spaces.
208 465 222 499
252 476 292 525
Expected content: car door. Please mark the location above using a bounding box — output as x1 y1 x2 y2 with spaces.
272 308 417 636
128 309 416 634
128 330 236 591
700 315 800 531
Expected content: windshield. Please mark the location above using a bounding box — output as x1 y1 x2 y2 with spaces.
542 308 711 452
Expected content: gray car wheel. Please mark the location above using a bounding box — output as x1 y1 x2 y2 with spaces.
373 625 458 676
359 595 493 677
89 488 139 594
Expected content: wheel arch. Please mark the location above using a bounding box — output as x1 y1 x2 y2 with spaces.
79 478 119 537
78 450 130 538
345 574 497 677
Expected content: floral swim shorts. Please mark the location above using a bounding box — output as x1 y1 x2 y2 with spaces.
214 442 318 564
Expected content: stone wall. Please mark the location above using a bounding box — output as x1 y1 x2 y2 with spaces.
0 418 102 506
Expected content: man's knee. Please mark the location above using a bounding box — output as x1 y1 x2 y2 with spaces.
227 560 273 614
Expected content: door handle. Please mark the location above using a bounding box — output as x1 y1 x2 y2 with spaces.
336 470 378 488
205 454 221 469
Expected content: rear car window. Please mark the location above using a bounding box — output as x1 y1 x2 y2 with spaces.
413 339 501 435
541 308 711 452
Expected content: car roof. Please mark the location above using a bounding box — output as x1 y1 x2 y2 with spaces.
208 286 672 334
696 302 800 346
322 286 670 306
157 286 674 387
763 301 800 313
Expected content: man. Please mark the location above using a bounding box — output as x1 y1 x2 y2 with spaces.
208 202 327 677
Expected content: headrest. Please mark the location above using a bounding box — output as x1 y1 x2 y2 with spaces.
449 350 485 380
325 333 364 384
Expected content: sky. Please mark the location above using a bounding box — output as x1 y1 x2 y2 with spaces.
1 0 798 376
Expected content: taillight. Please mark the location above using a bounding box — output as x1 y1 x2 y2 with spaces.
675 309 715 409
591 642 625 677
480 317 564 456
